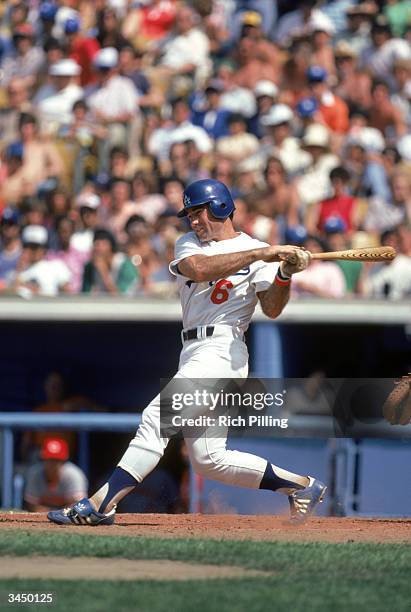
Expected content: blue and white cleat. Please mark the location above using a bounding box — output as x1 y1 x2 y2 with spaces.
47 498 116 526
288 477 327 523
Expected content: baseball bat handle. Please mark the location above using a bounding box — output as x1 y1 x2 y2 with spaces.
311 246 396 262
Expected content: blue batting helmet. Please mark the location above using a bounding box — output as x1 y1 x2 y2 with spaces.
178 179 235 219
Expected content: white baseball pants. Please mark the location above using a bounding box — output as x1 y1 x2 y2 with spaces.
118 327 268 488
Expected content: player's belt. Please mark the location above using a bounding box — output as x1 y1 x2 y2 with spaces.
182 326 215 342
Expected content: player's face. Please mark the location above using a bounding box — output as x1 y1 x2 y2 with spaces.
187 205 220 242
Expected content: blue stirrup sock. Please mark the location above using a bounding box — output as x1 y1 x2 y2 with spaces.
99 467 139 513
259 462 304 492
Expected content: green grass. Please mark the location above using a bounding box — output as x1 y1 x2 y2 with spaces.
0 531 410 612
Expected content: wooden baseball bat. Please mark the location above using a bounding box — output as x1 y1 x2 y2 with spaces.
311 246 396 262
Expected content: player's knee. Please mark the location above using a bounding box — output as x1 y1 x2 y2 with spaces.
190 449 227 477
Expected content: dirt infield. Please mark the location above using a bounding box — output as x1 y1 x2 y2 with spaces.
1 513 410 543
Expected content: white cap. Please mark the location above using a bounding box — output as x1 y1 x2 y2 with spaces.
93 47 119 69
347 127 385 152
76 192 101 209
307 13 335 35
237 156 263 173
254 80 278 99
261 104 293 126
22 225 48 246
49 58 81 76
397 134 411 161
302 123 330 148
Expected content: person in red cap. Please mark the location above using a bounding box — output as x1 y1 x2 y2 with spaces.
24 437 88 512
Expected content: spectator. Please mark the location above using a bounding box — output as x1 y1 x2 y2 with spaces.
292 235 346 298
24 437 88 512
234 34 279 91
161 176 185 215
106 178 135 241
153 4 211 90
306 65 350 134
65 15 100 86
118 46 157 107
122 0 176 53
216 113 259 162
297 123 339 208
191 79 231 139
365 170 411 232
234 10 281 88
0 78 33 146
7 224 71 297
82 228 138 295
275 0 333 48
21 372 82 462
255 157 300 226
47 217 88 293
308 12 336 76
148 97 212 164
235 157 264 199
333 43 372 114
259 104 311 175
96 6 129 51
384 0 411 38
249 80 279 138
87 47 140 167
336 2 376 56
280 40 312 108
37 59 84 131
0 113 64 204
0 142 25 202
305 166 360 234
216 61 257 119
360 16 411 88
1 23 45 88
71 192 102 254
323 216 364 295
0 207 22 286
363 228 411 299
369 78 407 139
345 126 391 201
295 96 320 136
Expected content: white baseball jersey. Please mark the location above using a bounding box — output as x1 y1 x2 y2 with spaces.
169 231 278 332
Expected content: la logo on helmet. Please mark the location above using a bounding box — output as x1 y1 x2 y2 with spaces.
184 194 191 206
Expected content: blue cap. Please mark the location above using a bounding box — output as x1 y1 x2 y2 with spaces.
5 142 23 160
64 17 80 34
324 216 347 234
306 65 328 83
285 224 308 245
296 97 318 118
40 2 58 22
1 206 20 225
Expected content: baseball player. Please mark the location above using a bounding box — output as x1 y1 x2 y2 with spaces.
48 179 326 526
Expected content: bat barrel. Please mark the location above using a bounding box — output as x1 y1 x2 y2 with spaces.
312 247 396 262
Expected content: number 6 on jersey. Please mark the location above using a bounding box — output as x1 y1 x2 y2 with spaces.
211 279 233 304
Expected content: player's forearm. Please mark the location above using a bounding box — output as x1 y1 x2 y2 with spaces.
180 249 267 282
259 282 290 319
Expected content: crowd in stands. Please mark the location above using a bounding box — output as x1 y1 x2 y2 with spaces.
0 0 411 300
